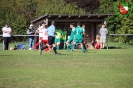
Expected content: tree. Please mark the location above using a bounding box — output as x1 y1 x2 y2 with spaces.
64 0 100 13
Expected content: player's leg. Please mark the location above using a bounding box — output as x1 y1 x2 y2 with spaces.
34 37 42 50
40 40 49 55
63 40 66 49
52 37 60 54
56 39 60 50
47 36 53 51
79 39 85 53
82 42 87 51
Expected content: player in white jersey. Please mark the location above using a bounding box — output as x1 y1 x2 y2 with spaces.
34 22 45 50
40 25 49 54
42 25 48 45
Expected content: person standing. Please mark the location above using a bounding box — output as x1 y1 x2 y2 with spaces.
41 21 60 55
99 24 108 49
27 24 35 50
2 23 12 50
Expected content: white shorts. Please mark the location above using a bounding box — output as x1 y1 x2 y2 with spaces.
100 36 106 43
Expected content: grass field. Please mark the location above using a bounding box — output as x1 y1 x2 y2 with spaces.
0 49 133 88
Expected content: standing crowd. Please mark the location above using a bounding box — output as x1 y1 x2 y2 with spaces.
2 22 108 54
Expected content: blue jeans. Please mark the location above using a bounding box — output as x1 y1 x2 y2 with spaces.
28 38 34 49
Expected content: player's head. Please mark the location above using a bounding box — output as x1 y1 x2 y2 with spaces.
77 22 81 26
41 22 46 27
51 21 55 25
102 24 105 28
70 23 75 28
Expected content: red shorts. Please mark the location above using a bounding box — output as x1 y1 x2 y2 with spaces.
43 40 48 44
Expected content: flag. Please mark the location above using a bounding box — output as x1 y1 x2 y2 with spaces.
119 3 128 15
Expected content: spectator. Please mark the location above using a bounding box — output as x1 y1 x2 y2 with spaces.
99 24 108 49
27 24 35 50
2 23 12 50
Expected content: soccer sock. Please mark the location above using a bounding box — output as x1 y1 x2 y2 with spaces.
53 47 57 54
82 47 85 52
64 45 66 49
71 44 74 51
83 43 87 50
68 44 71 52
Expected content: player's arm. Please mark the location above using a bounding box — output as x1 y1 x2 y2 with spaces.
53 29 57 35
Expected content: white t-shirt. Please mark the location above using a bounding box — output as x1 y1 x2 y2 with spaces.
43 28 48 40
2 27 12 37
38 26 45 37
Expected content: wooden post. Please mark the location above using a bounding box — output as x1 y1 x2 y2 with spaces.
46 18 48 25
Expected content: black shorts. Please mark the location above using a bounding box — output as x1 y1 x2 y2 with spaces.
48 36 55 45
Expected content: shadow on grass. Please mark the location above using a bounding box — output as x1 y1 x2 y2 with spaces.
0 55 13 56
105 46 123 49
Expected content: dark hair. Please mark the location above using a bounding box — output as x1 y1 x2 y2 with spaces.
70 23 75 27
45 25 48 28
41 22 46 25
77 22 80 26
51 21 55 25
82 24 85 26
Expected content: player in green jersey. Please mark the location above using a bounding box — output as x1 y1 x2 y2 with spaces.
66 23 76 52
74 22 85 53
55 27 62 50
61 28 67 49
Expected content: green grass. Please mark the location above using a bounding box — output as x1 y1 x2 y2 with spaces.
107 42 133 49
0 49 133 88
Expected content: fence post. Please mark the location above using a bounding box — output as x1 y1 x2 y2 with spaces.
3 40 4 50
106 35 108 49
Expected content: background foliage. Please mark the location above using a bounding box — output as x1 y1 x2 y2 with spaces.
0 0 133 44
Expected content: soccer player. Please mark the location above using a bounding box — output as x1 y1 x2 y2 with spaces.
55 26 62 50
61 28 67 49
82 24 87 51
99 24 108 49
34 22 45 50
41 21 60 55
39 25 49 54
73 22 85 53
66 23 76 52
